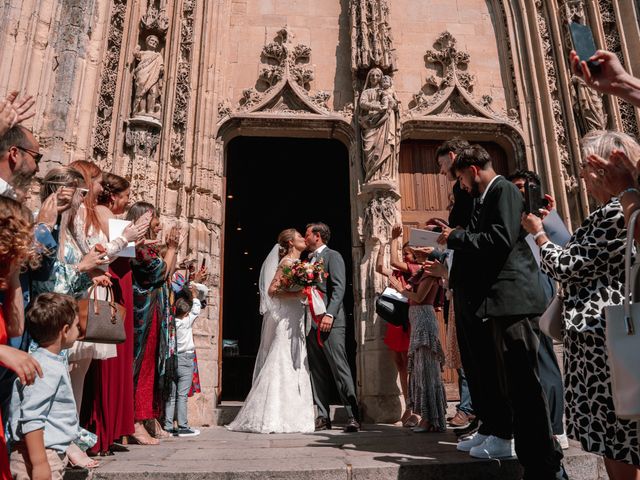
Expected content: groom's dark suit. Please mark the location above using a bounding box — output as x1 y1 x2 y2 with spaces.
306 245 359 423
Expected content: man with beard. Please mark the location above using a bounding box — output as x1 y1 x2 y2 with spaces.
0 125 41 201
436 145 566 479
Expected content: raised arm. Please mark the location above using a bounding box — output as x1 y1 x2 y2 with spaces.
389 224 410 272
375 243 393 278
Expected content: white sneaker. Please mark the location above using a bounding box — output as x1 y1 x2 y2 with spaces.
469 435 515 459
456 432 489 452
555 433 569 450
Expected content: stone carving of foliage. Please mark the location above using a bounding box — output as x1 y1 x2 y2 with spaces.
170 0 197 167
364 194 398 243
259 26 314 90
534 0 577 190
92 0 127 163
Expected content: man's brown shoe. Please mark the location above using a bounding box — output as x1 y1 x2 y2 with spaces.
448 411 475 428
343 418 360 433
315 417 331 431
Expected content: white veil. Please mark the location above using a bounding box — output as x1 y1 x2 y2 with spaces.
254 244 281 381
258 244 281 315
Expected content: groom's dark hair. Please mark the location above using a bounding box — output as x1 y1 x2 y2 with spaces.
306 222 331 244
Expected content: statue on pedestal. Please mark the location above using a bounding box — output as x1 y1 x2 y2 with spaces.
132 35 164 121
358 68 401 188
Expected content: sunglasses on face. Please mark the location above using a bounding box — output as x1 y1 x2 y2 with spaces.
15 146 43 165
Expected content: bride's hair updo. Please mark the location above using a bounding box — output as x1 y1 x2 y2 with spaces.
277 228 297 259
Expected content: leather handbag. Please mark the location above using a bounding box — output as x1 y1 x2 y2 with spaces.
375 293 409 329
540 291 564 342
603 209 640 420
77 285 126 344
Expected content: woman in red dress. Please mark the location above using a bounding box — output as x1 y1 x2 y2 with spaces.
83 174 140 454
375 225 421 427
0 197 42 479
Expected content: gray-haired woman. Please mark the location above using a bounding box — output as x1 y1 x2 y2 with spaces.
523 130 640 480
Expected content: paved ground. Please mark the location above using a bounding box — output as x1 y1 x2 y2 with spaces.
68 425 607 480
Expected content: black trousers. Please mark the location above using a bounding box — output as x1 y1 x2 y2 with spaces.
491 316 563 479
534 319 565 435
307 325 359 422
454 297 513 439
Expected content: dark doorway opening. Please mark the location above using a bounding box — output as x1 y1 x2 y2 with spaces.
221 136 355 401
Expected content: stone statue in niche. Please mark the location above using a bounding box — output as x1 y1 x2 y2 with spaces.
358 68 401 188
132 35 164 121
571 75 607 135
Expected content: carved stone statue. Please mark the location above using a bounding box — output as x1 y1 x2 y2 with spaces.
358 68 401 186
132 35 164 120
571 75 607 136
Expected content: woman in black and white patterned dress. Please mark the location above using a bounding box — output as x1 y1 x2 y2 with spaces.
523 130 640 480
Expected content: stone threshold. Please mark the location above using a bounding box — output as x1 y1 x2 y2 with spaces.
65 426 606 480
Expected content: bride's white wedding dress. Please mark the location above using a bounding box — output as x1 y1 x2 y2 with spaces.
226 246 315 433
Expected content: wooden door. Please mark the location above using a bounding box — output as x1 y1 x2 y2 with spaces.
398 140 509 399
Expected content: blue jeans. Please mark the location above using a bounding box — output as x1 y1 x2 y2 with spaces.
164 352 194 430
456 368 474 415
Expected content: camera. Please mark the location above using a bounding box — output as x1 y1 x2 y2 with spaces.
427 249 449 264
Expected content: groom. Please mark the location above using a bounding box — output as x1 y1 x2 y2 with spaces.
305 222 360 433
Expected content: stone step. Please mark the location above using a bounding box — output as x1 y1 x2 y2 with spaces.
64 426 607 480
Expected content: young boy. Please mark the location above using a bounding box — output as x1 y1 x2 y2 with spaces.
8 293 80 480
164 288 201 437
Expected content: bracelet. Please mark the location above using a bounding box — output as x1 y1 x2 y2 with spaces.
618 187 640 202
533 230 546 241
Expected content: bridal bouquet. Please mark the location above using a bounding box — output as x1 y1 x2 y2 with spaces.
281 260 329 347
280 260 327 290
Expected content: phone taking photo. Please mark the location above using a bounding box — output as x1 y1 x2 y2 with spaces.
569 22 601 75
524 182 549 218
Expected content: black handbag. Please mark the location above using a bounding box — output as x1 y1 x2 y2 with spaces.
375 294 409 329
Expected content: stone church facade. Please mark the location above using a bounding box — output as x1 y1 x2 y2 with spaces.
1 0 639 424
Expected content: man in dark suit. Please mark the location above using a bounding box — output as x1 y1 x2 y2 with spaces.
437 146 566 479
435 138 478 431
305 222 360 433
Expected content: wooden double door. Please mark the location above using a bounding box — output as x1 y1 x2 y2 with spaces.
398 140 509 397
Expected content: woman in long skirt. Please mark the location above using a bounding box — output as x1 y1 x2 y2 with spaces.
390 259 447 433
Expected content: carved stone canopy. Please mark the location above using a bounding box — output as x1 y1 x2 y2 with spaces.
407 32 520 130
218 26 343 121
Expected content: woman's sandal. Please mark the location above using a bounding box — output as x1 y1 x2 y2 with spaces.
131 423 160 445
403 414 420 428
130 433 160 445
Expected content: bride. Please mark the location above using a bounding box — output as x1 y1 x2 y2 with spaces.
226 229 315 433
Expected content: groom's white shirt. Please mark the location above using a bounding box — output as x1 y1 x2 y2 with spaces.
310 244 327 262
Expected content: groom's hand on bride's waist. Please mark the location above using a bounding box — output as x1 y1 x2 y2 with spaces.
319 315 334 332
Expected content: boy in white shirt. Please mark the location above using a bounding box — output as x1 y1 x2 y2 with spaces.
164 288 201 437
